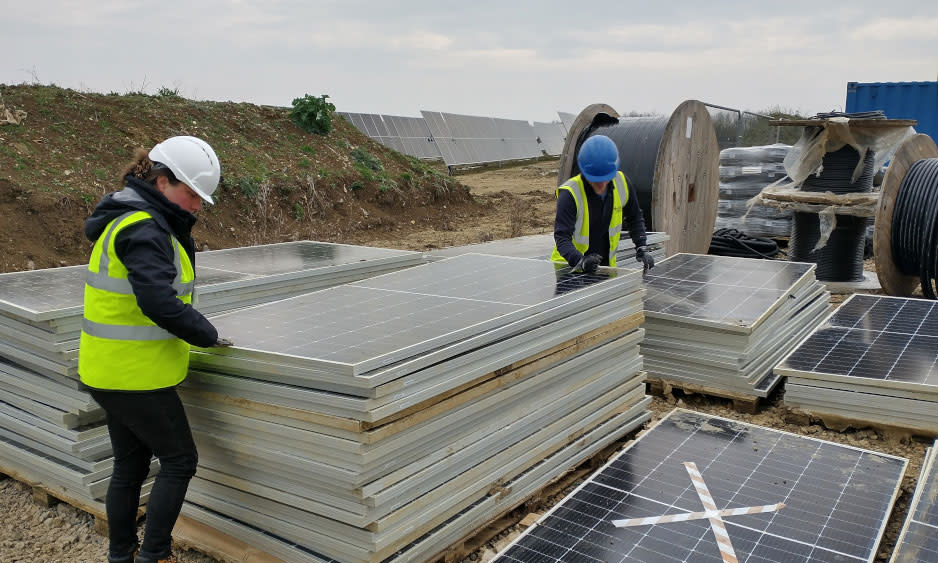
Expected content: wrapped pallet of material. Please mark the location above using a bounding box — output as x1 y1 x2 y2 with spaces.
714 144 792 238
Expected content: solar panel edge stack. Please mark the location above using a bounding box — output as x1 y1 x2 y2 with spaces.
777 293 938 436
493 408 908 563
174 253 651 562
642 254 831 400
890 442 938 562
0 242 426 508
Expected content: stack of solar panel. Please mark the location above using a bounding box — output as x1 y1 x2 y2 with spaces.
891 441 938 561
0 242 425 507
428 232 669 267
776 294 938 435
641 253 829 399
177 253 650 563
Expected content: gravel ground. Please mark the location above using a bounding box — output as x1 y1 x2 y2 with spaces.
0 391 928 563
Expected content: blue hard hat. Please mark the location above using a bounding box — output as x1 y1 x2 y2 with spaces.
577 135 620 183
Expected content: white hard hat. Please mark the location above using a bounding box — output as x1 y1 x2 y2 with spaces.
148 136 221 204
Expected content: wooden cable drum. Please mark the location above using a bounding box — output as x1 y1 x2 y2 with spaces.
874 133 938 296
557 100 720 256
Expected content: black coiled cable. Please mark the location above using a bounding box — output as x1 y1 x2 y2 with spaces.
708 228 780 259
801 145 875 194
891 158 938 298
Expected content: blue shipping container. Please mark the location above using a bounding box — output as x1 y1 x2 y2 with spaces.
845 81 938 142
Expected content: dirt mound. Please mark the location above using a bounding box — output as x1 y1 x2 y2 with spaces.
0 84 511 273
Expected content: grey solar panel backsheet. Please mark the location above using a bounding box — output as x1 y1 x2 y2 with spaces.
178 253 650 562
339 112 441 160
532 121 565 156
891 443 938 562
421 111 542 167
641 254 829 397
0 241 424 501
494 408 907 563
776 294 938 434
557 111 576 136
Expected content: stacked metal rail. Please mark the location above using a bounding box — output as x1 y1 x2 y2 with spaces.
776 294 938 435
177 254 650 563
0 242 425 507
427 232 668 266
641 253 829 399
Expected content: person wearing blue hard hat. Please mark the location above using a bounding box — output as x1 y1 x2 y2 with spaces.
550 134 653 273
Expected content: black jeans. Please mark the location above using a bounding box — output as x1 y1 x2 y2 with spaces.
89 387 198 560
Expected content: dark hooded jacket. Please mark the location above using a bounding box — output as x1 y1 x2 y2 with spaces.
84 177 217 348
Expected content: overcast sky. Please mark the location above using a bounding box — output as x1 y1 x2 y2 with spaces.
2 1 936 123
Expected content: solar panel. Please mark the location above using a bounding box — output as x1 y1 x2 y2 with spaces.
776 294 938 390
200 254 632 378
0 241 420 323
644 253 815 332
891 443 938 562
494 409 907 563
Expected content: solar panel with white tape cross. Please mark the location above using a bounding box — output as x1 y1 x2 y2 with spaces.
641 254 830 398
891 443 938 562
494 408 907 563
776 294 938 435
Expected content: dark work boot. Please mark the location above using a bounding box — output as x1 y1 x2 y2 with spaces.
134 554 178 563
107 548 137 563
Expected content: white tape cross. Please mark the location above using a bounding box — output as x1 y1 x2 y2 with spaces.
612 462 784 563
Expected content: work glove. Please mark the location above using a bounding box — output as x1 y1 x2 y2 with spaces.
635 246 655 273
574 253 602 274
214 337 234 347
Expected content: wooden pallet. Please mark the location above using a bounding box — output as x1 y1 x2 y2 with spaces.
645 377 762 414
173 515 283 563
0 462 143 536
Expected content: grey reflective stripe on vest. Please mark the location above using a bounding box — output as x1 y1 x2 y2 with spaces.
85 211 193 296
82 318 175 341
562 179 589 246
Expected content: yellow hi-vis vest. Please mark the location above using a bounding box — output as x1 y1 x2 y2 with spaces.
550 172 628 267
78 210 195 391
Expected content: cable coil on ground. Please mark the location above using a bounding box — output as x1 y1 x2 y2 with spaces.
891 158 938 298
708 228 779 259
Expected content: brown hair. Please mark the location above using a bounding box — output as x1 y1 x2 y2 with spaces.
121 147 179 185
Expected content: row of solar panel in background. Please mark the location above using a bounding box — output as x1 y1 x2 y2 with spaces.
338 111 568 167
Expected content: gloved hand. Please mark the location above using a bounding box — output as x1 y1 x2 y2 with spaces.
214 337 234 347
635 246 655 273
575 253 602 274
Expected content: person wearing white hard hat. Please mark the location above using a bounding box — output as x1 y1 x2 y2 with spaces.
550 134 653 274
78 136 232 563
